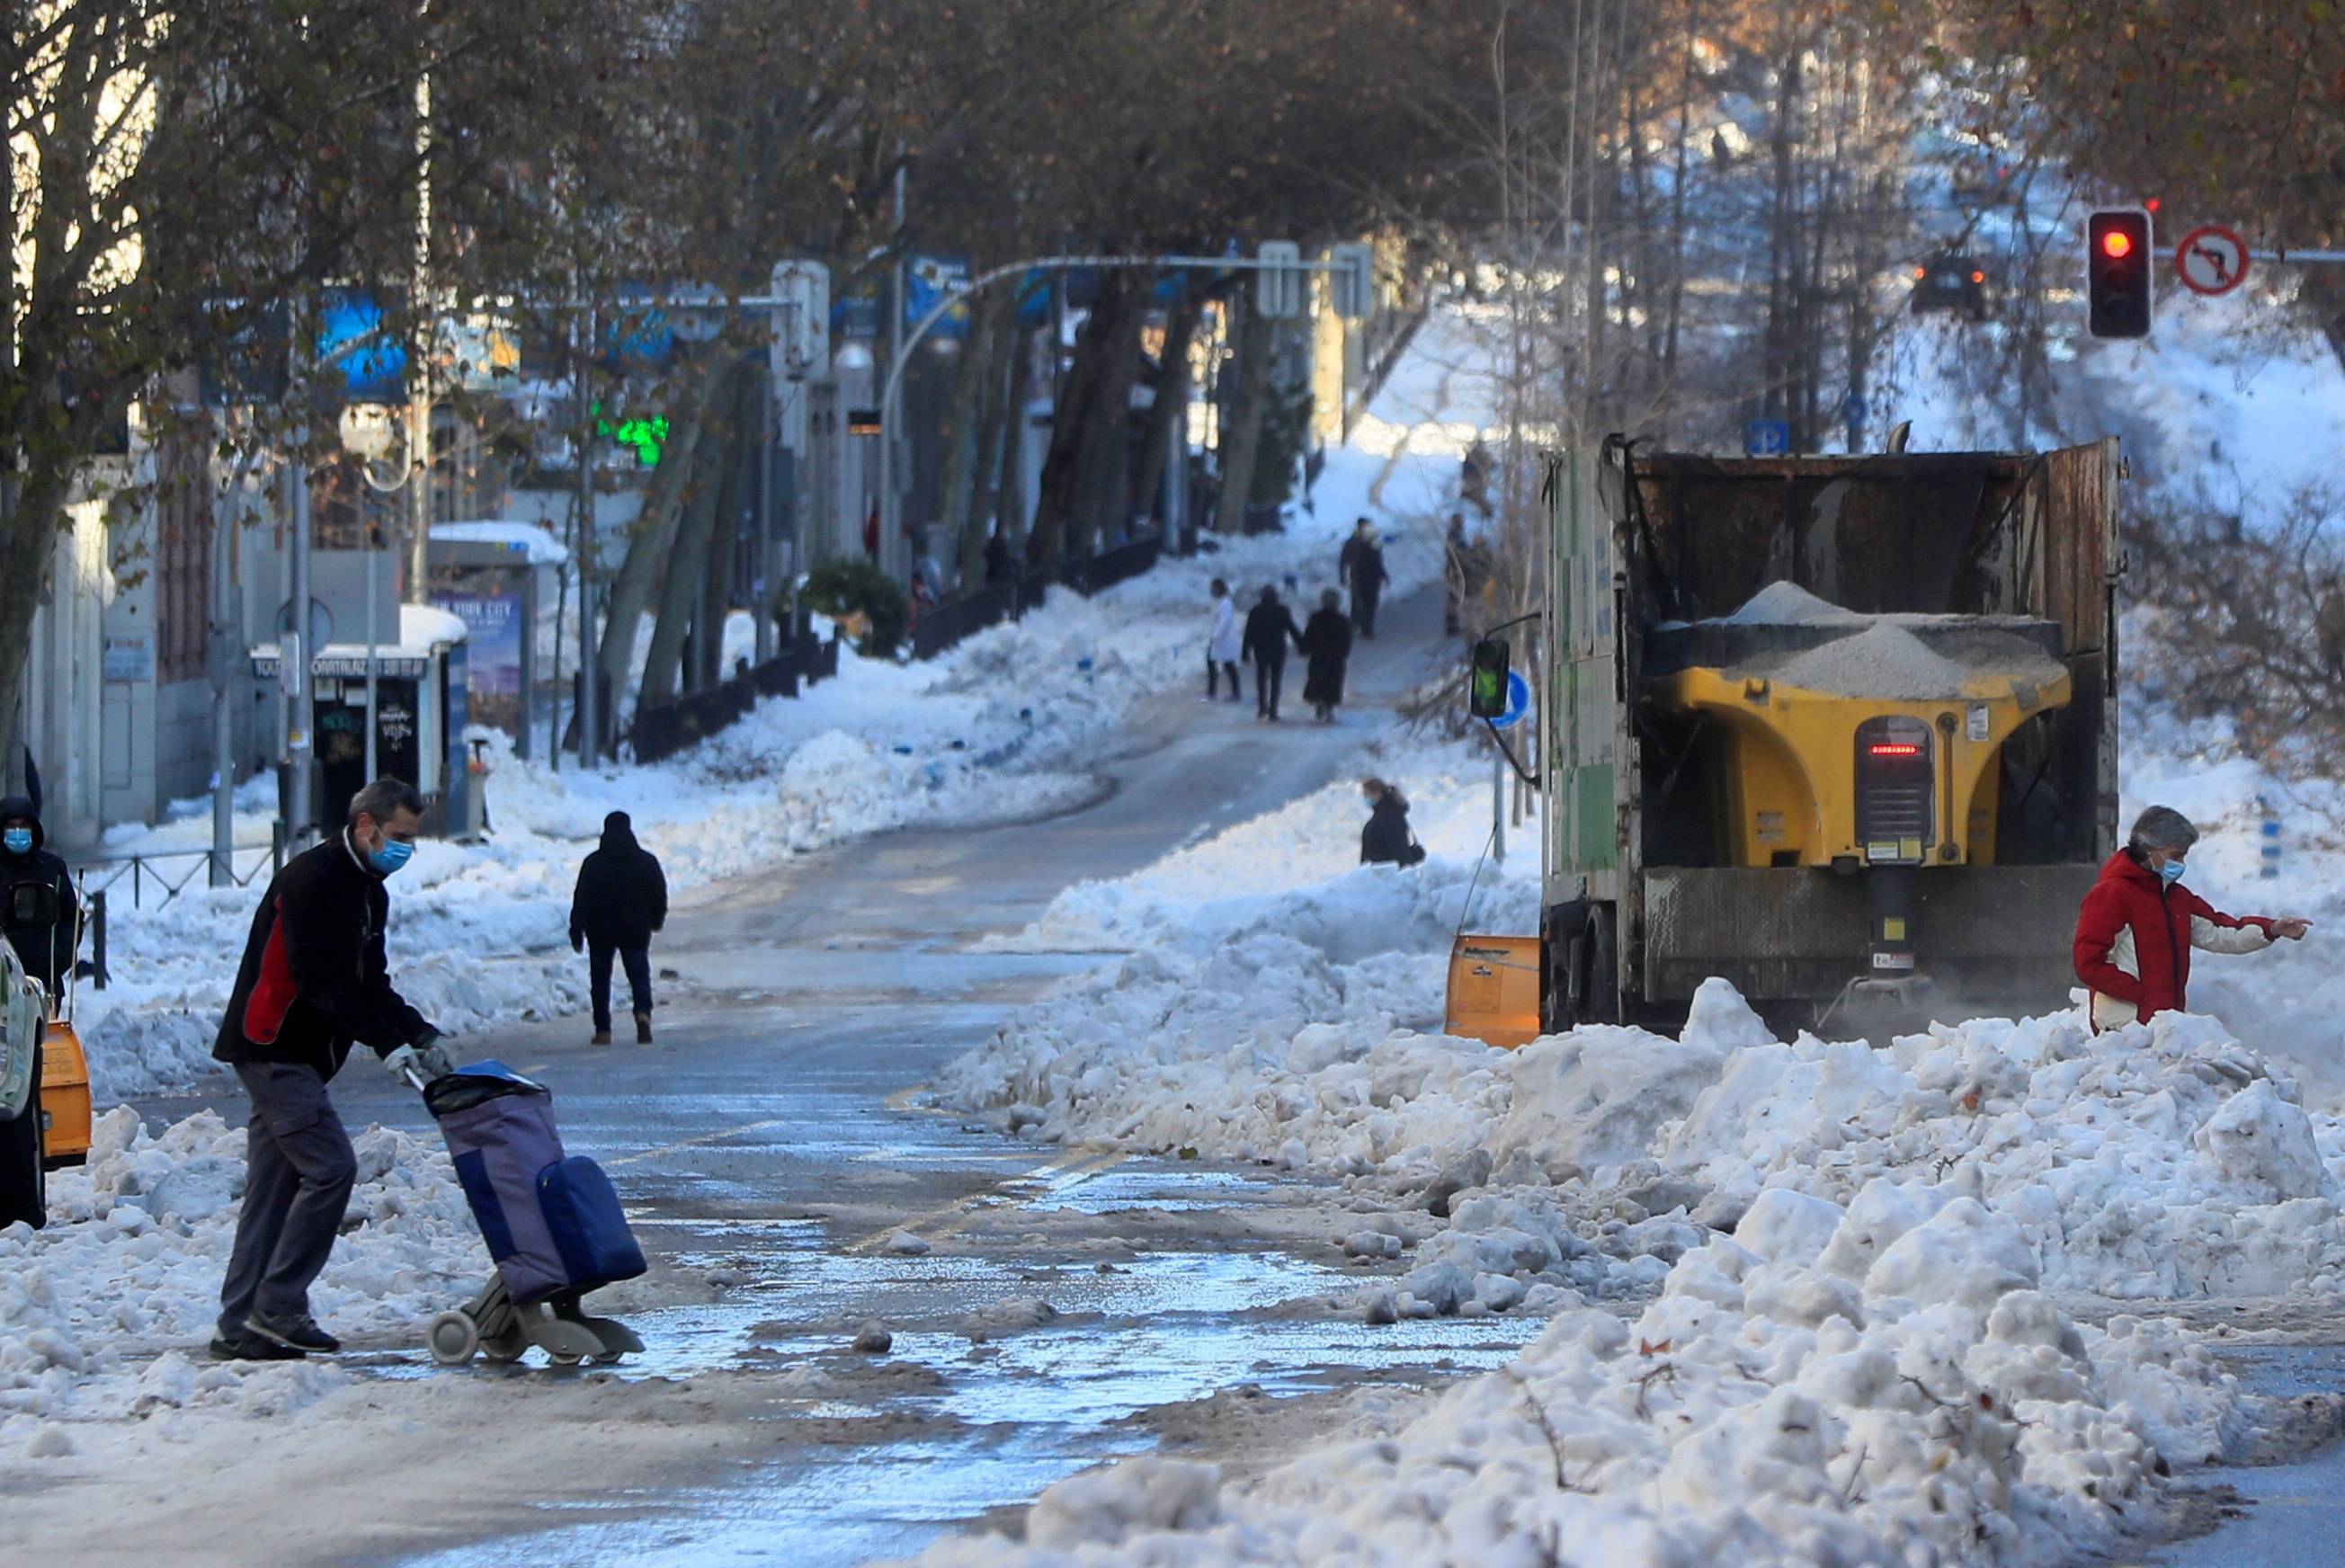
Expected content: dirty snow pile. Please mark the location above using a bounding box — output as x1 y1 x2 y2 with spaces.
0 1105 477 1452
902 1189 2242 1567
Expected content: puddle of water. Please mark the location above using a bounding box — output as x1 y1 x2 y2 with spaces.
1024 1165 1271 1216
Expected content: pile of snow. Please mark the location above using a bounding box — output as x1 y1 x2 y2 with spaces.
901 1195 2242 1567
0 1105 477 1449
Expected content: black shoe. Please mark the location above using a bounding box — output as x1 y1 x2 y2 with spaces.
245 1311 341 1354
211 1332 306 1361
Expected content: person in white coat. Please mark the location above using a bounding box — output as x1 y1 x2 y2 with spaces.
1205 578 1243 702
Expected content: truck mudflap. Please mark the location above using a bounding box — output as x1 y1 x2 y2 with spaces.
1639 865 2097 1011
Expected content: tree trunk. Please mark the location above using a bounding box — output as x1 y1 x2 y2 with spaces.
693 365 757 690
1212 294 1273 536
961 311 1021 586
1131 291 1199 536
942 291 1011 592
596 351 726 703
643 357 753 704
992 326 1034 555
1070 286 1149 555
1030 272 1141 566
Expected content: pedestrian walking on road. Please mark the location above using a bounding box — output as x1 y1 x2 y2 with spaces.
1340 519 1389 639
2073 805 2309 1031
1298 589 1354 723
1243 586 1304 722
1360 779 1425 867
1444 513 1489 637
212 778 451 1361
571 810 668 1045
0 795 79 993
1205 578 1243 702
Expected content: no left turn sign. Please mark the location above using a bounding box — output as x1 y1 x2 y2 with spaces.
2175 225 2251 296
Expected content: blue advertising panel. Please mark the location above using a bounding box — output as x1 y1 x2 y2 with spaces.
317 287 408 403
431 587 523 735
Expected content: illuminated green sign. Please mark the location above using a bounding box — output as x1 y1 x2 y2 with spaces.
591 403 670 467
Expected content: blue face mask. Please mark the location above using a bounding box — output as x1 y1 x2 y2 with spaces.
2156 858 2186 886
367 837 415 878
2 828 31 856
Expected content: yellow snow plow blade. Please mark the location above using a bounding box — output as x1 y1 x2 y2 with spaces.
1445 935 1542 1050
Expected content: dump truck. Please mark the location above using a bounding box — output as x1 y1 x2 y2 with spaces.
1449 435 2123 1040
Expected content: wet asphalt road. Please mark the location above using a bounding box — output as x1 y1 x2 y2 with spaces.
127 588 1560 1565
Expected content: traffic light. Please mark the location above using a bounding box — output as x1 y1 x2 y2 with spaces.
1255 241 1303 319
1328 242 1374 321
2085 208 2153 339
1469 638 1511 718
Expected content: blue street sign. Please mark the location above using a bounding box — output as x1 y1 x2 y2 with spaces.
1744 419 1789 457
1489 670 1533 731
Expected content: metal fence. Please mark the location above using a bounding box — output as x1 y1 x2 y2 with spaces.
72 843 278 911
630 628 840 765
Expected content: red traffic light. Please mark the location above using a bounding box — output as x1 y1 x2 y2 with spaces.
2100 230 2133 259
2086 209 2154 339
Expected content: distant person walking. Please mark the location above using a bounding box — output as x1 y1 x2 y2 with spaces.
212 778 450 1360
1460 438 1493 517
1444 512 1488 637
1205 578 1243 702
1339 519 1388 639
1297 589 1354 723
570 811 669 1046
1243 586 1304 722
1360 779 1424 867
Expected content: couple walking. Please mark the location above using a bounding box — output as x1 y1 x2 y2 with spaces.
1208 580 1353 722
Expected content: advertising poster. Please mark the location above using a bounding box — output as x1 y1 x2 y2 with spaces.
431 587 522 735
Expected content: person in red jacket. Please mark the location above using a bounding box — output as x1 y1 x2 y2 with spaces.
2073 805 2311 1030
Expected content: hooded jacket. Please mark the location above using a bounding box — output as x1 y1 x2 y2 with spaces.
1360 793 1416 866
0 796 78 993
570 812 669 949
214 826 434 1078
2073 848 2273 1029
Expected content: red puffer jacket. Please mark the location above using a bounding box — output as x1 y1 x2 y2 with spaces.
2073 849 2274 1028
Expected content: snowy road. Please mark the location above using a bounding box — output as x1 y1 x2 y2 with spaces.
9 586 1552 1567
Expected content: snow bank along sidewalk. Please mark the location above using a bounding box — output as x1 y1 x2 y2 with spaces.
0 1107 480 1457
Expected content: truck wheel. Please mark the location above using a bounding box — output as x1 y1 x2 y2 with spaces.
1582 906 1621 1027
0 1103 46 1231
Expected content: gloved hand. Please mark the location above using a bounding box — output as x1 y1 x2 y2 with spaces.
571 931 584 954
385 1034 455 1082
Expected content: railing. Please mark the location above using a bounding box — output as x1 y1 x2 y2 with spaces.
630 628 839 766
72 843 278 911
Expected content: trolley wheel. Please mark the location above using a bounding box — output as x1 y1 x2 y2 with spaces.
545 1349 586 1368
588 1350 628 1367
479 1328 528 1364
426 1310 481 1366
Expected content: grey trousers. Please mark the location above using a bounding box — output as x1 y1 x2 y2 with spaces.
218 1060 358 1336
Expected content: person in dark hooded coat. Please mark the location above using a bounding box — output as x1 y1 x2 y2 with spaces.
0 795 78 993
570 811 669 1045
1297 589 1354 722
1242 586 1305 722
1360 779 1423 867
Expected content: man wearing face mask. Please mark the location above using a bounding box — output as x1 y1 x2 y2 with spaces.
210 778 450 1359
0 796 79 994
2073 805 2311 1032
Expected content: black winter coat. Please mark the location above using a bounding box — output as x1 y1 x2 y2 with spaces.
214 828 433 1080
570 815 669 949
1243 601 1302 666
0 796 78 993
1360 797 1415 865
1340 536 1389 597
1298 609 1353 706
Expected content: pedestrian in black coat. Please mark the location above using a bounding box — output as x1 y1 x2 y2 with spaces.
570 810 669 1045
1242 587 1305 721
0 795 78 993
1298 590 1354 722
213 778 449 1361
1360 778 1423 867
1339 519 1389 638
